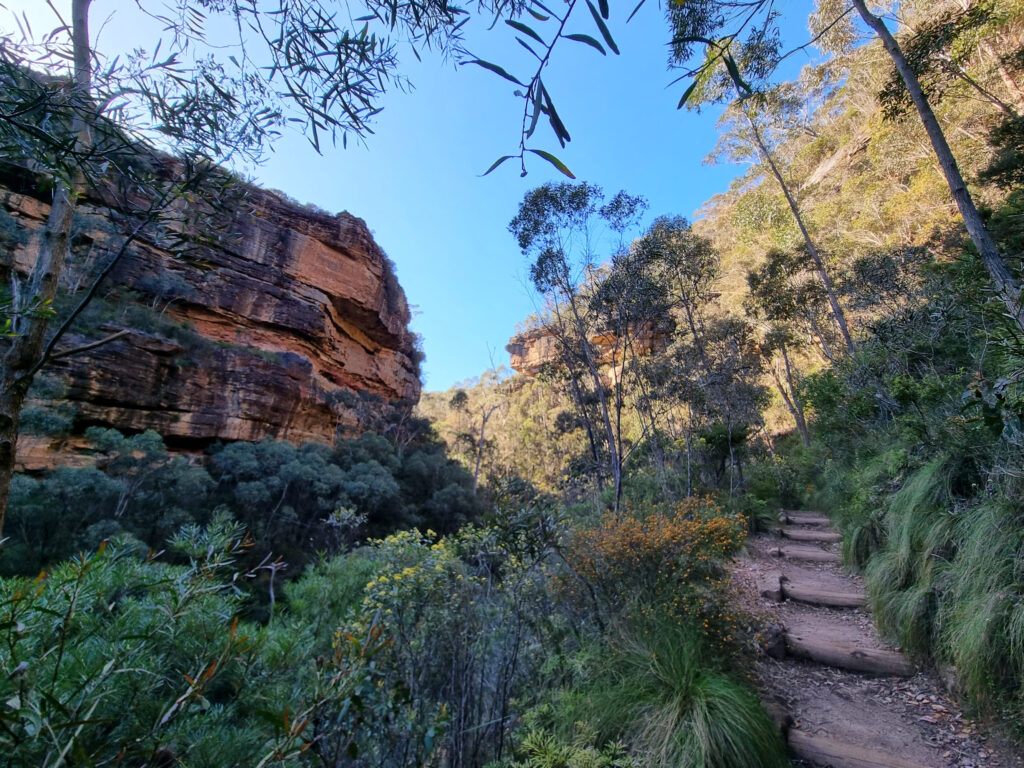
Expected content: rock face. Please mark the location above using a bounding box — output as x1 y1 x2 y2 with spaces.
506 327 562 376
506 323 670 378
0 168 421 468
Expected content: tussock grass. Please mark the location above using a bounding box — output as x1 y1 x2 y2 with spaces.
816 446 897 568
939 499 1024 714
819 440 1024 724
865 457 955 656
582 617 789 768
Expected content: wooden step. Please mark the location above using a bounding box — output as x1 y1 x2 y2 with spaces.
785 628 913 677
769 545 842 564
788 730 932 768
782 578 866 608
784 512 831 526
782 527 841 543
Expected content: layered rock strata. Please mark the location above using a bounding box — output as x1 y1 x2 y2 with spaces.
1 168 420 468
506 323 670 377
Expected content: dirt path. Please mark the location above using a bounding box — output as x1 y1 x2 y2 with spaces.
733 511 1023 768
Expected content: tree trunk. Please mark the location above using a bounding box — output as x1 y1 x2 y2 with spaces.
780 341 810 446
937 52 1016 115
684 421 693 497
804 308 836 362
566 290 621 513
609 334 627 511
681 294 712 381
625 335 669 495
981 40 1024 113
549 302 604 492
0 376 31 532
472 405 498 494
0 0 93 537
742 104 856 353
852 0 1024 329
769 349 810 446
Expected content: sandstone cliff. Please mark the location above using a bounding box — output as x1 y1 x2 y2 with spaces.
1 166 421 468
506 323 671 378
506 327 562 376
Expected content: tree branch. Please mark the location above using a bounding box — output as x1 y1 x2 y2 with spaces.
27 185 176 379
47 328 130 362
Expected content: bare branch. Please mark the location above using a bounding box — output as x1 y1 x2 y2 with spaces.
47 328 130 361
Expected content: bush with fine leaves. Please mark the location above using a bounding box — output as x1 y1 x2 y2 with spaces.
3 428 482 577
0 516 398 767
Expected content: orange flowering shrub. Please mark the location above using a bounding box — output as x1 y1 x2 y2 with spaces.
560 496 745 651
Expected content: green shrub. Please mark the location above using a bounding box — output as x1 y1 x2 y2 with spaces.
284 547 380 647
938 498 1024 721
18 404 76 436
509 728 637 768
342 519 563 768
0 516 402 767
1 518 287 765
786 219 1024 727
3 428 483 578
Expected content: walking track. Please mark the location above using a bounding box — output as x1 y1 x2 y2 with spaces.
733 510 1023 768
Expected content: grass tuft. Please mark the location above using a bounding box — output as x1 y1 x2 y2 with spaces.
582 617 789 768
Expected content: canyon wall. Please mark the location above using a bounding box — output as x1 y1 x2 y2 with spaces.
0 167 421 468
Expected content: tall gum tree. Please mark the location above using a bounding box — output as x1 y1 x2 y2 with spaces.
509 182 647 512
477 0 1022 324
733 94 856 353
0 0 95 534
676 29 857 355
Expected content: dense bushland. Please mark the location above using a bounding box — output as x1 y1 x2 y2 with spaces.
782 232 1024 727
722 145 1020 727
4 0 1024 761
2 426 482 579
415 0 1024 741
0 486 783 767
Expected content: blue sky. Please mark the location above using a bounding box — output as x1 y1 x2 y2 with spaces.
7 0 817 391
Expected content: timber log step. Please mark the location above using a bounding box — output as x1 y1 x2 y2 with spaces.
784 627 913 677
769 545 842 564
781 577 866 609
744 512 970 767
782 527 842 543
783 512 832 526
787 730 932 768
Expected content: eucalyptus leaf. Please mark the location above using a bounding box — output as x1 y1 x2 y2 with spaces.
565 33 606 55
506 19 545 45
462 59 525 86
627 0 647 23
541 85 571 147
585 1 620 54
527 148 576 178
481 155 515 176
676 80 698 109
722 51 752 97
